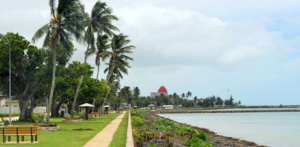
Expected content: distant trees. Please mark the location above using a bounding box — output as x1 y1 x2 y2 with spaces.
194 96 198 103
229 95 234 105
133 87 140 100
187 91 192 99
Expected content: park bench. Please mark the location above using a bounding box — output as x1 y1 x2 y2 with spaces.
0 126 41 144
89 112 101 117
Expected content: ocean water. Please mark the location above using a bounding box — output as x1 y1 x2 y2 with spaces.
159 112 300 147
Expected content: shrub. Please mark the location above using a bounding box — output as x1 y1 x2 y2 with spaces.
132 116 145 128
0 113 20 117
193 131 210 141
31 113 45 123
187 138 212 147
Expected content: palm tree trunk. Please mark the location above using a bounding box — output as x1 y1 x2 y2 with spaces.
71 45 89 118
100 83 112 113
91 98 96 112
96 65 100 81
47 40 57 124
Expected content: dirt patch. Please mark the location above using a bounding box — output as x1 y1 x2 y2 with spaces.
73 128 95 131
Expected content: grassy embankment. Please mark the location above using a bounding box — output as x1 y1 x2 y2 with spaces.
109 111 129 147
131 110 212 147
0 113 121 147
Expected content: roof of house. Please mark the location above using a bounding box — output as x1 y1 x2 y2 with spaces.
158 86 168 93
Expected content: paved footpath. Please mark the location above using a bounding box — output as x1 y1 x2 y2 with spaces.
84 111 126 147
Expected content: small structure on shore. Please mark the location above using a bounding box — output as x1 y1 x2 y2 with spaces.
162 105 174 109
103 105 110 114
79 103 94 120
148 104 155 109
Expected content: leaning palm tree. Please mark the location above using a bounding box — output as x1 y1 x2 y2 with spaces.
32 0 86 124
71 0 119 118
95 34 110 80
100 34 135 111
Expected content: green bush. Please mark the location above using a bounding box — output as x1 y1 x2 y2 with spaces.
187 138 212 147
0 113 20 117
193 131 210 141
132 116 145 128
31 113 45 122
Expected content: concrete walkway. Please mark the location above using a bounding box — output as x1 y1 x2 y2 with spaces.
126 111 134 147
84 111 126 147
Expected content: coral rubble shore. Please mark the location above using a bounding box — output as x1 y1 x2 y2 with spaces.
154 114 266 147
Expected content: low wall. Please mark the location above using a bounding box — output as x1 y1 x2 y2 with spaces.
0 106 20 113
0 106 47 114
157 109 300 114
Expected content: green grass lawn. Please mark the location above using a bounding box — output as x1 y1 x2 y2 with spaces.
109 111 129 147
1 113 121 147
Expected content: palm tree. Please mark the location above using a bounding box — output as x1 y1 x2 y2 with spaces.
95 34 110 80
187 91 192 99
100 34 135 111
71 0 119 118
32 0 86 124
133 87 140 100
194 96 198 103
181 93 185 99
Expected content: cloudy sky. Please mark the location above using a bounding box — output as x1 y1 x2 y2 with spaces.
1 0 300 105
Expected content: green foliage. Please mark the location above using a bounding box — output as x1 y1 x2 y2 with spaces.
187 138 212 147
0 113 20 117
132 116 145 127
31 113 45 122
193 131 210 141
131 110 212 146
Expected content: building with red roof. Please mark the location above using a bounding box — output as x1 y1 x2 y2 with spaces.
150 86 168 98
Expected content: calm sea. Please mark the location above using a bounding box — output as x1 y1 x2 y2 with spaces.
159 112 300 147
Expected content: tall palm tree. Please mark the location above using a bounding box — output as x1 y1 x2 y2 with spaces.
71 0 119 118
181 93 185 99
100 34 135 110
32 0 86 124
95 34 110 80
194 96 198 103
133 87 140 100
187 91 192 99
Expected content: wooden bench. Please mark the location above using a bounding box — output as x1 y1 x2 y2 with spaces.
0 126 41 144
89 112 101 117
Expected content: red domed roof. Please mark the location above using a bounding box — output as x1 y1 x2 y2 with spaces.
158 86 168 93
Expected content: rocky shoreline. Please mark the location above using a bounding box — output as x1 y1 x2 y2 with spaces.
154 114 266 147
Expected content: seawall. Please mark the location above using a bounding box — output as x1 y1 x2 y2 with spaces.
156 109 300 114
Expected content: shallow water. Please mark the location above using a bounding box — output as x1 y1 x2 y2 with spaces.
159 112 300 147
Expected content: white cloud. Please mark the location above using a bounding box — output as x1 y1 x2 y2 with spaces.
113 3 282 67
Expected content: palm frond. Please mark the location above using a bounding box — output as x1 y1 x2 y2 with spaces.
32 24 50 44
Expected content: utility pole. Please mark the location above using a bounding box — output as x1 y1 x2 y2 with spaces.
0 34 12 125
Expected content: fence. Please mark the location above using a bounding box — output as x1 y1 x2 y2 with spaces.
0 106 47 114
0 106 20 113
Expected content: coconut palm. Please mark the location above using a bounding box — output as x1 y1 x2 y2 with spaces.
187 91 192 99
133 87 140 100
100 34 135 110
95 34 110 80
71 0 119 118
181 93 185 99
32 0 86 124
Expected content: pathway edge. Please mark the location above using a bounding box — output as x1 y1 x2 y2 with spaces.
126 110 134 147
